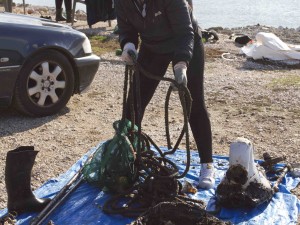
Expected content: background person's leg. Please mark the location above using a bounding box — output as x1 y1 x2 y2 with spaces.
55 0 63 9
55 0 66 21
64 0 77 22
64 0 72 10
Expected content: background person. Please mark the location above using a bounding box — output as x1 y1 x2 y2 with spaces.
55 0 76 23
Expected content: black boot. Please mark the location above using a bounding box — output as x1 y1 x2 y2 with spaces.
5 146 51 214
66 10 77 23
55 8 66 21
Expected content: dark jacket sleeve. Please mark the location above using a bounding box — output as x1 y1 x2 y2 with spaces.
165 0 194 65
115 0 139 50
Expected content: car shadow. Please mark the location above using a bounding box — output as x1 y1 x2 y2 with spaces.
0 107 70 137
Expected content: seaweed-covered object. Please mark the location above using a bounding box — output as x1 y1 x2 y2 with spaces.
216 137 274 208
216 164 273 208
129 201 230 225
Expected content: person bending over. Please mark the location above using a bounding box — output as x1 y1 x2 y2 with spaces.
115 0 215 189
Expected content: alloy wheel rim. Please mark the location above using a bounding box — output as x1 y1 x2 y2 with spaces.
27 61 66 107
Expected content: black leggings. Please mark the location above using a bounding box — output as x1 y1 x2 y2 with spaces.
55 0 72 10
126 33 213 163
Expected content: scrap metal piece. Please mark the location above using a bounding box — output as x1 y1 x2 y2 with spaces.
0 211 17 225
272 164 292 192
181 180 197 194
260 152 286 173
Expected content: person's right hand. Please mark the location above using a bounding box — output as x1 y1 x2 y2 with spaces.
121 42 138 65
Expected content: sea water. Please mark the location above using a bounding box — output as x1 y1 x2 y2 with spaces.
13 0 300 29
194 0 300 29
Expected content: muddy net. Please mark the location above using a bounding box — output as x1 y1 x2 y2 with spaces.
129 201 230 225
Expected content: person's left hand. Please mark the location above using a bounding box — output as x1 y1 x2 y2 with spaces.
173 61 187 89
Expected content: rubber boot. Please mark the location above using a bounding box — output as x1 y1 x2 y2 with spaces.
66 10 77 23
55 8 66 21
5 146 51 214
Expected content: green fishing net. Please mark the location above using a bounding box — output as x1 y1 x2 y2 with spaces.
83 119 139 193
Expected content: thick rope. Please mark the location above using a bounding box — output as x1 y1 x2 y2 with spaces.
103 55 194 217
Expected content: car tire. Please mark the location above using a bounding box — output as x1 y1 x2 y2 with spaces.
14 50 74 117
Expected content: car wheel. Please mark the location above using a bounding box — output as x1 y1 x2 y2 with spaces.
14 50 74 117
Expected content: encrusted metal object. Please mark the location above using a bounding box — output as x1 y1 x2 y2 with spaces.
216 164 273 208
216 139 276 209
0 212 17 225
260 152 287 173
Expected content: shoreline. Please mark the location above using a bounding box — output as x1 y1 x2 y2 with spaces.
1 4 300 31
9 0 300 29
2 4 300 47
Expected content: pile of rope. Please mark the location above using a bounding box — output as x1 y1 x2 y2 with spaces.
100 56 228 224
102 148 199 217
130 201 230 225
102 148 228 224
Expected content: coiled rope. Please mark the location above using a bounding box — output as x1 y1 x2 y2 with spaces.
102 53 195 215
102 53 229 224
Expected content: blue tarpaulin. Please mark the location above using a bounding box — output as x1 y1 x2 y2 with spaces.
1 142 299 225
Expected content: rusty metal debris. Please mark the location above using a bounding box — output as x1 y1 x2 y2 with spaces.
0 212 17 225
260 152 287 173
272 164 291 192
181 180 197 194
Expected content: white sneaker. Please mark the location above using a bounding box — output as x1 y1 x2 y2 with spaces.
198 163 215 189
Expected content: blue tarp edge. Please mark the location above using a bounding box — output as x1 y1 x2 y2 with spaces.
1 142 299 225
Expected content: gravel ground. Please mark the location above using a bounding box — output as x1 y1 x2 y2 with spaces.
0 8 300 222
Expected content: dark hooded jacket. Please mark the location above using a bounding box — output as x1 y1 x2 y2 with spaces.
115 0 194 65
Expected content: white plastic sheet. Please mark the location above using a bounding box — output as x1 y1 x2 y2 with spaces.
241 32 300 60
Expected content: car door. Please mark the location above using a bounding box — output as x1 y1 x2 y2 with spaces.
0 28 22 107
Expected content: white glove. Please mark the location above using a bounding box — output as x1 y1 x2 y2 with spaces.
121 42 138 65
173 61 187 89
